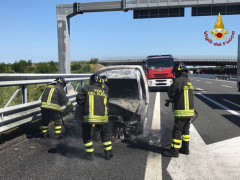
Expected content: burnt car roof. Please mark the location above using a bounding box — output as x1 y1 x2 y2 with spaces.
97 65 146 79
97 65 149 104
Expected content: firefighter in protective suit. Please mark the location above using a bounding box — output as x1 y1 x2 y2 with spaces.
101 75 109 89
76 74 113 160
163 62 194 157
100 75 110 94
40 77 73 139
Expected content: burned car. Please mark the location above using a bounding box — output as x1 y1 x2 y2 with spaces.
97 65 149 140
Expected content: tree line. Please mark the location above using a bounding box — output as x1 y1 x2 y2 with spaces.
0 58 100 73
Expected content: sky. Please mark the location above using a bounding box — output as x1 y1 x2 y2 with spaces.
0 0 240 64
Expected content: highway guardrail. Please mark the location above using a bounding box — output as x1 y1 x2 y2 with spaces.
0 74 91 133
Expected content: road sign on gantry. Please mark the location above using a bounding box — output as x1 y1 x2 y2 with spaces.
133 8 184 19
126 0 240 9
127 0 240 19
192 4 240 16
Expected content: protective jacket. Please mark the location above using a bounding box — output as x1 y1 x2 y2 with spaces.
41 83 72 112
76 83 109 124
167 72 194 118
102 83 109 92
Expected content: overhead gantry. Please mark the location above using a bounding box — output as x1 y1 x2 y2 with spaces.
56 0 240 73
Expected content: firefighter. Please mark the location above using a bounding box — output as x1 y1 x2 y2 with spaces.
101 75 109 89
92 75 109 141
76 74 113 160
40 77 73 139
163 62 194 157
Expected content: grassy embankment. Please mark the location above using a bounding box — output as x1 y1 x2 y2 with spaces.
0 63 103 143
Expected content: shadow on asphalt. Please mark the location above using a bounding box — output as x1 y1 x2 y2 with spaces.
149 87 169 92
195 93 240 111
0 115 78 145
48 143 85 159
122 139 170 155
0 119 42 144
222 114 240 128
47 141 106 160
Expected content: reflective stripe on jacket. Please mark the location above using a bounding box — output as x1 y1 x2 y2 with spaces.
41 83 71 112
167 73 194 118
76 83 109 124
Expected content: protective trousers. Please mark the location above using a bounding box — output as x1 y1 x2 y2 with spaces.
171 117 190 150
41 109 62 135
82 123 112 153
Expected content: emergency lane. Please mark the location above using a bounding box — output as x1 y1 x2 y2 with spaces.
162 76 240 179
0 92 161 180
0 126 150 179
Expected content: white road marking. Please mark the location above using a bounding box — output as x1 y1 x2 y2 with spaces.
167 125 240 180
196 80 201 81
144 92 162 180
192 77 236 84
224 81 237 84
223 99 240 108
198 93 240 118
205 82 212 84
196 88 206 92
216 79 237 83
221 85 233 88
151 92 161 131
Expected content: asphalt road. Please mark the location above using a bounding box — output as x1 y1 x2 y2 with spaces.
166 77 240 180
0 77 239 180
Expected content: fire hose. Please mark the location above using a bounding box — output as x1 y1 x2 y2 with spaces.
60 108 76 131
60 113 73 130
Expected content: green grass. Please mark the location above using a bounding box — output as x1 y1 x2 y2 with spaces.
0 86 21 108
71 80 89 92
0 81 90 108
0 84 47 108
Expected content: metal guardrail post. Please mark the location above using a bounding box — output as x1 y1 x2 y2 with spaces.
81 80 85 88
75 82 80 91
4 86 21 108
21 85 27 104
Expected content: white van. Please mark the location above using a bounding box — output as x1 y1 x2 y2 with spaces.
97 65 149 140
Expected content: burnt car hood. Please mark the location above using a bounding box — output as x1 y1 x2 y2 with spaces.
109 98 141 114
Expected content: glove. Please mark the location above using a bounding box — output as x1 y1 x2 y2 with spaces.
62 103 74 116
72 106 76 112
165 99 173 107
68 103 74 112
62 108 69 116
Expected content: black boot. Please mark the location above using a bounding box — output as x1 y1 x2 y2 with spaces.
39 132 50 139
55 134 63 140
104 150 113 160
179 141 189 155
84 152 94 161
163 147 179 157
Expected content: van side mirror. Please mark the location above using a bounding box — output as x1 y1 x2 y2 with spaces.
144 65 147 71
